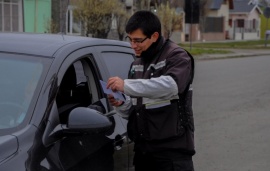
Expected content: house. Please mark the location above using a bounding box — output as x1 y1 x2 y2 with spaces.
200 0 234 41
0 0 51 33
228 0 262 40
179 0 233 42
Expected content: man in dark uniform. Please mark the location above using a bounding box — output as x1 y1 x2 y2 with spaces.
107 10 195 171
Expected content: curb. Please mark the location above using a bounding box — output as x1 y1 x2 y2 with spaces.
194 52 270 60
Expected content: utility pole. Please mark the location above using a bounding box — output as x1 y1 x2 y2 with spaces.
185 0 200 50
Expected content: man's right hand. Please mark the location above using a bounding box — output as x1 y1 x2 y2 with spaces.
108 94 124 107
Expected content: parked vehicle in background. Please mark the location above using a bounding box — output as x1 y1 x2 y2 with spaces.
0 32 135 171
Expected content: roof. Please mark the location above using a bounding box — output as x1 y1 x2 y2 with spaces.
0 32 129 57
210 0 224 10
210 0 234 10
230 0 262 13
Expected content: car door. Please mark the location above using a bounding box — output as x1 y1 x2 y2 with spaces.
93 46 135 171
42 47 131 171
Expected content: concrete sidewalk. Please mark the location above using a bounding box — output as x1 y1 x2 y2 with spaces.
193 48 270 60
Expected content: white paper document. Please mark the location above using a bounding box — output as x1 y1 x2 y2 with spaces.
99 80 125 101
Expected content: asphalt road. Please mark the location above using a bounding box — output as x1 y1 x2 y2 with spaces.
192 55 270 171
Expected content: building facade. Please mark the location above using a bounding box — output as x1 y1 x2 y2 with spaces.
0 0 23 32
0 0 51 33
24 0 51 33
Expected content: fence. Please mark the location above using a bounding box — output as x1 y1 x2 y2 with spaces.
233 19 258 33
229 19 260 40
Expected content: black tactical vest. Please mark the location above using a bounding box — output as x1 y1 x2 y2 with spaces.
127 38 195 155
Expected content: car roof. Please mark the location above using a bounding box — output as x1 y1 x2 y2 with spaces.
0 32 130 57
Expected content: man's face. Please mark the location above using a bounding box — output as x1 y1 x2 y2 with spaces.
126 29 158 56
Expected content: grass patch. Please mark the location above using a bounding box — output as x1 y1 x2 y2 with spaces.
183 48 232 56
180 40 269 49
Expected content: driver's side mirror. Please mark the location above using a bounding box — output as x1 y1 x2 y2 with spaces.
43 107 112 147
68 107 112 132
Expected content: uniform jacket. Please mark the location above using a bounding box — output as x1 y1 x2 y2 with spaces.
116 36 195 155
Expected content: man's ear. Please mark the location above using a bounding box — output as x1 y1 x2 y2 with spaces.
152 32 159 42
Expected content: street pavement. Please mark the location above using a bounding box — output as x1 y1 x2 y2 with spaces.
193 48 270 60
192 55 270 171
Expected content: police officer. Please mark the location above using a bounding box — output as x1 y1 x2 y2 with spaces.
107 10 195 171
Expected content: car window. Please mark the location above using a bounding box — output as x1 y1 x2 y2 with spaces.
73 61 87 83
0 55 48 129
101 52 134 79
56 59 94 124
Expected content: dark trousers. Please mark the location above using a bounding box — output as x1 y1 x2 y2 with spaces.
134 150 194 171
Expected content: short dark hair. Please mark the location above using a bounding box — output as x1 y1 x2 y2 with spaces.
125 10 161 37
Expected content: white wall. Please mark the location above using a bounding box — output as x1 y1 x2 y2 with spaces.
234 32 260 40
218 3 230 31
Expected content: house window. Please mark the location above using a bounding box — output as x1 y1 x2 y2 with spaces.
204 17 224 33
0 0 21 32
237 19 244 28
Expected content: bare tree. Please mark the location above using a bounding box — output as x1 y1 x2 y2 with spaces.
114 9 131 40
72 0 121 38
157 1 183 39
44 19 59 33
135 0 178 10
135 0 151 10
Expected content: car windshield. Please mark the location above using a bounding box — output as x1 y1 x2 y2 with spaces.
0 54 49 129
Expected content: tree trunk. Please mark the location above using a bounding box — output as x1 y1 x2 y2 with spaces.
118 33 124 41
